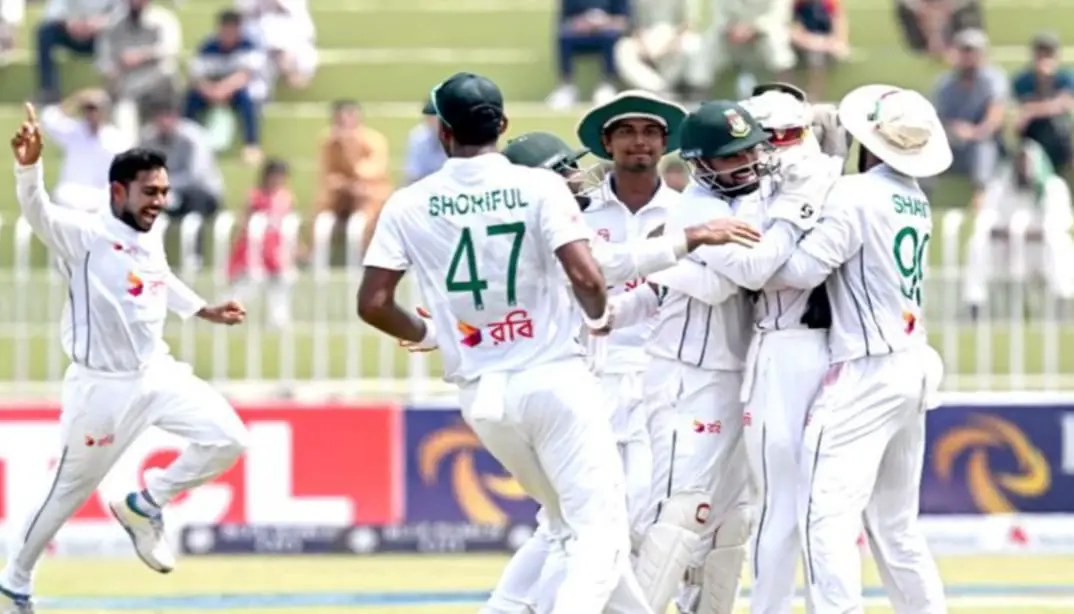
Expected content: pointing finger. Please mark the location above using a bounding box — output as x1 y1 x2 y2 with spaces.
24 102 36 125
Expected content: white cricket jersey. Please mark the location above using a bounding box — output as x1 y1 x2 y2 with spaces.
647 183 759 371
772 164 932 362
583 177 678 373
15 162 207 373
362 153 594 384
752 154 843 332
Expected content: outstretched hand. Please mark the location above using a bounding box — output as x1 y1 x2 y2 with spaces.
198 300 247 326
11 102 43 166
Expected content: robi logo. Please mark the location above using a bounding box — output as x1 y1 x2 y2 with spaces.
693 420 721 434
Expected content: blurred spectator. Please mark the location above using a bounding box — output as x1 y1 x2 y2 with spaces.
403 98 447 185
0 0 24 60
40 89 129 212
315 99 391 253
185 9 264 165
932 28 1006 210
236 0 318 92
228 158 298 329
96 0 182 146
662 158 688 191
613 0 706 100
790 0 849 101
706 0 796 100
36 0 115 103
896 0 983 62
546 0 628 110
140 98 223 225
963 138 1074 318
1013 33 1074 176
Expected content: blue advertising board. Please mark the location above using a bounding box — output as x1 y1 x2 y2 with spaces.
402 407 539 524
922 403 1074 514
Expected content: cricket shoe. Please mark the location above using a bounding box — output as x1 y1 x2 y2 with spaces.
108 488 175 574
0 585 33 614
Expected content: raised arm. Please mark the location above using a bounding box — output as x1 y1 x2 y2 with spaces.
770 182 864 289
649 257 739 305
593 218 762 285
11 104 95 262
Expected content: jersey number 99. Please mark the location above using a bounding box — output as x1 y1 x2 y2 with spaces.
893 226 930 307
445 223 526 310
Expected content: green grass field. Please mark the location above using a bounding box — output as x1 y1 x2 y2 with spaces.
11 554 1074 612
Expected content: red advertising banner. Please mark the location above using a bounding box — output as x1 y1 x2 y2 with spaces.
0 404 403 533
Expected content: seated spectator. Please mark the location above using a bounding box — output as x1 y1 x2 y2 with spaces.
40 89 129 212
932 28 1006 210
403 98 447 185
546 0 628 110
36 0 115 103
97 0 182 146
895 0 983 62
963 138 1074 318
185 9 264 165
0 0 24 60
790 0 849 101
228 158 298 328
1013 33 1074 176
140 98 223 223
315 100 392 253
706 0 797 100
661 158 688 191
236 0 318 92
613 0 705 101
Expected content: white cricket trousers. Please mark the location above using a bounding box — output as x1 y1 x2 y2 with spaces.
799 348 947 614
463 358 651 614
740 328 828 614
645 360 750 565
482 369 653 613
0 357 248 595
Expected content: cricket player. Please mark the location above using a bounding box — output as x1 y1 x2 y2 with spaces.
2 105 249 614
357 72 760 614
634 100 830 614
768 84 950 613
963 137 1074 317
736 87 844 614
467 126 760 614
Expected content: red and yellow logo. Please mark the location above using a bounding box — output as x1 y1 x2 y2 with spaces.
903 311 917 334
457 321 482 347
127 272 144 297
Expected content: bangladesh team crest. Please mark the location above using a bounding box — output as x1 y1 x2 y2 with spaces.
724 109 751 138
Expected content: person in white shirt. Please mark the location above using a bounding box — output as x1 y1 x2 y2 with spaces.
358 71 655 614
575 90 688 543
964 137 1074 317
360 72 761 614
40 90 130 213
631 100 829 614
767 84 950 614
735 85 843 614
480 127 761 614
0 106 249 614
236 0 318 91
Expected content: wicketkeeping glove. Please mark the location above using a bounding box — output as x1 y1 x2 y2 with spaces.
766 154 833 232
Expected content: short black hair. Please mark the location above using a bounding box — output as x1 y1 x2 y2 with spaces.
332 99 359 114
218 9 242 26
145 95 181 119
261 157 290 181
109 149 168 186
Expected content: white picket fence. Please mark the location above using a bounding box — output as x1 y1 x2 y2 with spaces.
0 209 1069 397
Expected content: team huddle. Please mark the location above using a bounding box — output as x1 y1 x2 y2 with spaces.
359 74 950 614
0 69 950 614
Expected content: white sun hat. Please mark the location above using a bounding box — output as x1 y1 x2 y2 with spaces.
838 84 953 178
742 90 811 130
